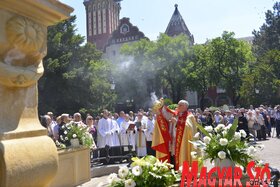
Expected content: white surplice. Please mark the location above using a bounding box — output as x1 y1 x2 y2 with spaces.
145 118 155 142
120 120 136 151
135 119 147 157
97 117 114 147
111 119 120 146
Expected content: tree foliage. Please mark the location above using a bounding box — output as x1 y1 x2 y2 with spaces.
241 50 280 105
188 44 214 108
39 16 116 115
253 2 280 57
118 34 192 106
241 2 280 105
113 39 154 109
119 32 255 108
205 31 254 105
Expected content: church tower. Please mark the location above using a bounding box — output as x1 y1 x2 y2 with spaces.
83 0 122 51
165 4 194 45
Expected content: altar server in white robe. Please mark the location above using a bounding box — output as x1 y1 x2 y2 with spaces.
135 112 147 157
120 114 136 151
110 116 120 146
97 110 115 147
145 112 155 156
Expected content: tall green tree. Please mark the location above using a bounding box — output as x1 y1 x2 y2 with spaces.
205 31 254 106
241 2 280 105
39 16 115 115
113 39 154 110
119 34 192 105
188 44 214 109
253 2 280 57
152 34 192 103
241 50 280 105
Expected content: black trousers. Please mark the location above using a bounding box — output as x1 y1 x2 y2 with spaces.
271 118 275 128
276 119 280 137
257 125 267 140
170 154 175 166
146 141 155 156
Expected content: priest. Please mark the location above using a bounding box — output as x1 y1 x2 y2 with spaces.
152 98 176 163
120 114 136 151
135 112 147 157
173 100 198 170
97 110 114 147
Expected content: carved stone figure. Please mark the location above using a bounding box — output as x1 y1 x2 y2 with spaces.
0 11 47 134
0 1 73 186
0 15 46 88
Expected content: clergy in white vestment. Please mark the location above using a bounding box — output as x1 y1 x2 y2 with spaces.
110 117 120 146
145 113 155 156
135 112 147 157
97 110 115 147
120 114 136 151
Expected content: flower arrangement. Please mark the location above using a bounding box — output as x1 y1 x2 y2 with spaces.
108 155 180 187
190 119 264 168
59 121 94 148
167 104 178 110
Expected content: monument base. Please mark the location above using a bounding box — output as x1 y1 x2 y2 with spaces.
49 147 91 187
0 136 58 187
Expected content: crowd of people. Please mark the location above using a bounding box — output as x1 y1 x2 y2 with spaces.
40 109 156 157
195 105 280 143
40 104 280 159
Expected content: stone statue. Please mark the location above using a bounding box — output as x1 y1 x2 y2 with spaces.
0 13 46 133
0 16 46 88
0 2 73 186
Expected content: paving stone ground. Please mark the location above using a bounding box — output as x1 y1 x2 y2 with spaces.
79 127 280 187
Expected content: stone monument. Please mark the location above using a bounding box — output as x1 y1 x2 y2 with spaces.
0 0 73 186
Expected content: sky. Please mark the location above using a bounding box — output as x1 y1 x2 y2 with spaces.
60 0 277 44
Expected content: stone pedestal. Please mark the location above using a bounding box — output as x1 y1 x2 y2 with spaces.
49 147 91 187
0 1 73 186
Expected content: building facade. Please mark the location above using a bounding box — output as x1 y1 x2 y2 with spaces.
104 17 147 63
83 0 122 51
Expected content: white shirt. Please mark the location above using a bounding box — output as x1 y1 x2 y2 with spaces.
97 118 114 147
111 119 120 146
145 118 154 141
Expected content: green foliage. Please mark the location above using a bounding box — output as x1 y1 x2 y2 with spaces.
241 50 280 105
167 104 178 110
189 32 254 107
119 34 192 106
204 31 254 105
39 16 116 115
253 2 280 57
188 44 215 108
60 121 94 148
163 98 173 106
120 32 257 107
241 2 280 105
